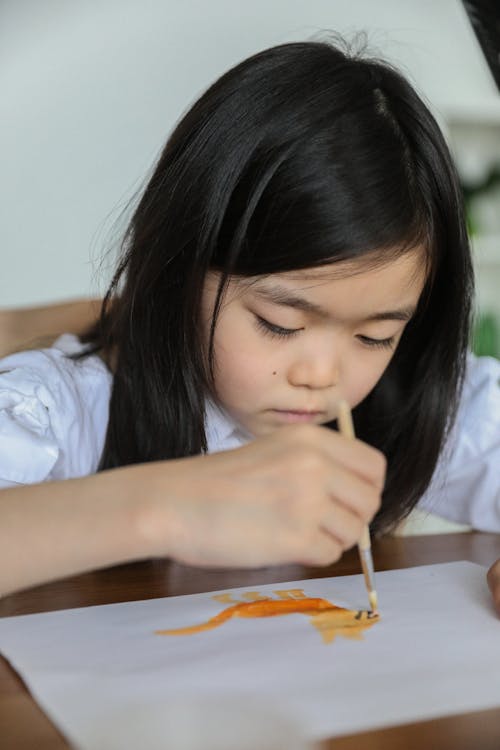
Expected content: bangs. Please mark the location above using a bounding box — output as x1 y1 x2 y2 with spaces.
213 137 436 290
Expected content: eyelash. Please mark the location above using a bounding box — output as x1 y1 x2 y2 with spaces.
254 316 301 339
357 335 396 350
253 316 396 350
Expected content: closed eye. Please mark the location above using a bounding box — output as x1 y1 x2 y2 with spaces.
357 335 395 350
253 315 301 339
254 315 396 350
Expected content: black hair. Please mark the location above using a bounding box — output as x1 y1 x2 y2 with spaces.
82 35 473 534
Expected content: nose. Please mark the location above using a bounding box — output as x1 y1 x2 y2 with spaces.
287 346 340 390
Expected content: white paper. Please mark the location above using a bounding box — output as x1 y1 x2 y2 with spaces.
1 561 500 749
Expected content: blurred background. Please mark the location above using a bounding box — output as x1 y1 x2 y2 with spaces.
0 0 498 529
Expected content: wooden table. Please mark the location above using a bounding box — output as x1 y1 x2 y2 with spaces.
1 532 499 750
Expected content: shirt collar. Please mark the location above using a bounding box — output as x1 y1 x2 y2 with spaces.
204 398 253 453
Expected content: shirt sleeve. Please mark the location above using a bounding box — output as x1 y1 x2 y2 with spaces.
418 353 500 531
0 366 59 487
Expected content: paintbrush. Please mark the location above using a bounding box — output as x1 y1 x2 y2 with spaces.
337 399 379 614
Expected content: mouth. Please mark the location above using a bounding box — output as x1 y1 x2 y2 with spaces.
271 409 325 423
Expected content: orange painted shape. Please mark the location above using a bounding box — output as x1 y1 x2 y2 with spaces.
309 608 379 644
273 589 307 600
212 594 239 604
241 592 269 601
155 590 380 644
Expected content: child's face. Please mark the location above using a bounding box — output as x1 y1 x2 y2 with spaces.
201 249 426 438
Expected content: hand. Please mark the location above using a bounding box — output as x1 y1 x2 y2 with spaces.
487 559 500 616
146 423 386 569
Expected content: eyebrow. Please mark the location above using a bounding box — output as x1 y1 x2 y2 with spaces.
252 283 416 323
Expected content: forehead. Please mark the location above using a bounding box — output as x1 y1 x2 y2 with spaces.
243 247 427 303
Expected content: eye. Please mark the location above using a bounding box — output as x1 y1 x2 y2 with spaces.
357 335 396 350
253 315 302 339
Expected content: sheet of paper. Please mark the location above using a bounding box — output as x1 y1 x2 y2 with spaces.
1 561 499 749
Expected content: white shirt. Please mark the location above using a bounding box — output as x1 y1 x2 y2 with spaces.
418 354 500 531
0 334 498 529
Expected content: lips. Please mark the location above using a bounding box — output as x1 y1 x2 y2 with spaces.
273 409 324 417
271 409 326 423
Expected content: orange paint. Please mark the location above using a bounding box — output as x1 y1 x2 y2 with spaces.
155 589 379 644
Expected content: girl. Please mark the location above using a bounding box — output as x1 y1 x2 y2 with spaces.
0 37 499 606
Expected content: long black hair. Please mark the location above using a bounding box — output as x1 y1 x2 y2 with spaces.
82 36 474 533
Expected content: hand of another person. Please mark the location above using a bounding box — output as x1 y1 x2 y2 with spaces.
487 559 500 616
144 423 386 569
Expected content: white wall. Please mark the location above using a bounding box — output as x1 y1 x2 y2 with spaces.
1 0 498 306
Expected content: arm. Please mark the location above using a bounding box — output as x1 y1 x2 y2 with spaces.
0 425 385 598
0 298 101 357
0 465 158 597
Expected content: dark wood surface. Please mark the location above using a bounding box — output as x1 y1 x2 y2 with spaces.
1 532 499 749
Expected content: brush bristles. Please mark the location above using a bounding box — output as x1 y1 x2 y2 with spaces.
368 590 379 614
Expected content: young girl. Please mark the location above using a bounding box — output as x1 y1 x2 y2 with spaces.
0 38 499 607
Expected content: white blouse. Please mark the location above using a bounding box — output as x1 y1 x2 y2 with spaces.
0 334 498 530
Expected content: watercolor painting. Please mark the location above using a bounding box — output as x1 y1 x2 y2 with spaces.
155 588 379 644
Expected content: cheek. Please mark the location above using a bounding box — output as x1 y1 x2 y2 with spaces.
344 355 392 407
211 321 270 393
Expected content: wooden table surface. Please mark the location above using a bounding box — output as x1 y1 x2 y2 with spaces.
1 532 499 750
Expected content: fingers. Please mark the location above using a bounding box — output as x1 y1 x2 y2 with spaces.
257 424 384 563
274 475 378 568
278 433 382 526
319 499 368 549
324 462 381 525
327 432 386 492
487 559 500 617
298 530 344 567
279 423 386 492
161 422 386 570
294 480 375 567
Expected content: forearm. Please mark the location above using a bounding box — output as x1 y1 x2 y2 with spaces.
0 464 168 597
0 298 101 357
